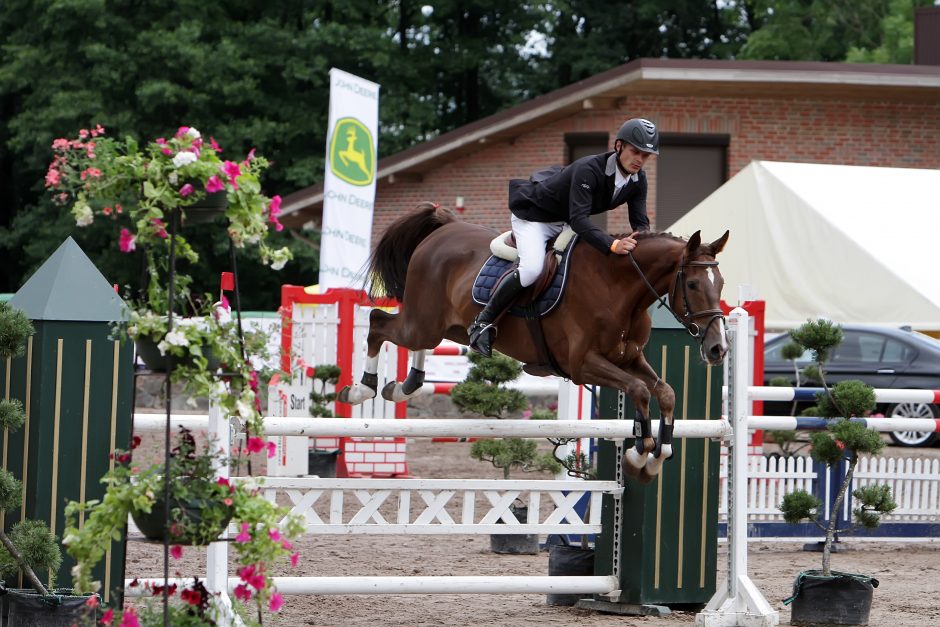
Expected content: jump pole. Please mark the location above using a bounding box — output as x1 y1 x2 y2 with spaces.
696 307 778 626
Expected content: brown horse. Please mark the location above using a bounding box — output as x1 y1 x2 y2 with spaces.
339 202 730 482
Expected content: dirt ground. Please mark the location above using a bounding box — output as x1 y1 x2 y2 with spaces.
125 436 940 627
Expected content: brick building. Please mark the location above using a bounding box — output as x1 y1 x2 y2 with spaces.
280 58 940 238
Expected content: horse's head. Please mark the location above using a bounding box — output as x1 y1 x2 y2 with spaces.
669 230 730 365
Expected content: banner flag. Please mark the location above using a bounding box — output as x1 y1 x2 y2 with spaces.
319 68 380 289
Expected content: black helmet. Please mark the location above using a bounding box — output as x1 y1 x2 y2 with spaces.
616 118 659 155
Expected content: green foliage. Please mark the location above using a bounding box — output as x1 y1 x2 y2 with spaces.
768 376 791 387
451 382 528 419
831 418 886 455
0 520 62 581
309 363 341 418
0 303 34 359
814 379 877 419
846 0 934 64
789 319 843 364
0 399 25 431
780 342 805 361
0 468 23 512
764 430 809 458
780 490 821 524
852 484 897 528
470 438 561 480
451 352 527 419
529 407 558 421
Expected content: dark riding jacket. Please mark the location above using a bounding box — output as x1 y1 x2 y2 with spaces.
508 151 650 254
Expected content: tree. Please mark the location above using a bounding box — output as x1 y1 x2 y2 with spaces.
846 0 934 64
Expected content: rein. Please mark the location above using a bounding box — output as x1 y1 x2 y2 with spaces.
626 254 724 339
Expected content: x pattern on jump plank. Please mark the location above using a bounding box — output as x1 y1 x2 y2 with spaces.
261 480 619 534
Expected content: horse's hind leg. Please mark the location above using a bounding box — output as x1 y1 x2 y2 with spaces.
338 308 437 405
381 349 428 402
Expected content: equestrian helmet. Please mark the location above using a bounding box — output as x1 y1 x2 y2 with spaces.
616 118 659 155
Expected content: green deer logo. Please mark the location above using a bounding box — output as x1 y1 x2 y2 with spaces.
329 118 375 186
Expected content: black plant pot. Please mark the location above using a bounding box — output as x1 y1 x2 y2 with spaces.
132 497 233 546
308 449 339 477
788 570 878 626
546 535 595 606
181 190 228 224
135 336 220 373
490 505 539 555
1 587 97 627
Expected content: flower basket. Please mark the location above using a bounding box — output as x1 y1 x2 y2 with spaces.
134 335 221 373
131 497 233 546
181 189 228 224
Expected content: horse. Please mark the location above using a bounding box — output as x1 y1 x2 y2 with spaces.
339 202 730 483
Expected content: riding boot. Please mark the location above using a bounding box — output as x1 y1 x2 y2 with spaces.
468 270 526 357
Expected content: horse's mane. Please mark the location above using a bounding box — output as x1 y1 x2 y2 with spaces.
613 230 715 256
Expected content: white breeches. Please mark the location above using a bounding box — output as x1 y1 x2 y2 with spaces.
510 214 565 287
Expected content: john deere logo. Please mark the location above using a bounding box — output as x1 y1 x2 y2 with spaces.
329 118 375 186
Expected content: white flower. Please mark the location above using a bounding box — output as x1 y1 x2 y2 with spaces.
168 171 179 185
269 246 292 271
271 258 288 271
164 330 189 347
172 151 198 168
186 127 201 139
157 340 169 356
236 399 254 420
73 202 94 227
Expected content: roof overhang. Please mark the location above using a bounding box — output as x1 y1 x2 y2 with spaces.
281 58 940 228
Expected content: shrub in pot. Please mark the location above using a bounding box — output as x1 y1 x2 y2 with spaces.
452 353 560 554
777 319 896 626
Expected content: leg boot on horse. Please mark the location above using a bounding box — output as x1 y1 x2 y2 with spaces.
467 269 525 357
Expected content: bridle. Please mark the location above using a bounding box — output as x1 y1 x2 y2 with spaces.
627 255 725 340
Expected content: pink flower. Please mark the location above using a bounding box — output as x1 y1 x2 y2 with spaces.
119 228 136 253
217 476 230 488
235 522 251 543
234 583 252 601
268 195 284 231
210 137 222 153
85 595 100 608
268 528 282 542
44 168 61 187
266 441 277 458
176 126 190 138
290 552 300 567
119 607 140 627
170 545 183 560
247 148 257 161
246 436 266 453
180 183 194 197
247 571 266 590
224 497 233 506
101 608 114 625
281 539 294 550
79 129 89 139
205 175 225 193
269 593 284 612
238 564 255 580
222 161 241 187
151 218 168 239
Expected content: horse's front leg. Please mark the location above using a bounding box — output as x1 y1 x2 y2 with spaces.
577 353 655 481
626 355 677 483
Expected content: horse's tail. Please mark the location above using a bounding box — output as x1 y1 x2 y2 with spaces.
367 202 457 301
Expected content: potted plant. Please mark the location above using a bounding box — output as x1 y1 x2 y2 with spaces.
307 364 342 477
451 353 560 554
0 303 96 624
777 319 896 626
63 426 306 624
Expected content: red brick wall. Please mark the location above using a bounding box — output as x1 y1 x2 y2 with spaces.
373 95 939 239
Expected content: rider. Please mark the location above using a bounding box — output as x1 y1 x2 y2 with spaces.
467 117 660 357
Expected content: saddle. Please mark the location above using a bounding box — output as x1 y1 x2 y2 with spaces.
471 228 578 379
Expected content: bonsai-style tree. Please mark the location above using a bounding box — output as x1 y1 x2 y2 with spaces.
308 364 342 417
0 303 62 595
766 342 816 458
778 319 897 575
451 353 560 479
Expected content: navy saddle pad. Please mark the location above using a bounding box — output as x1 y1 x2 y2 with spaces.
471 236 578 317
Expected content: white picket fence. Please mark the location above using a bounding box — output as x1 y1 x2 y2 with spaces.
717 452 940 527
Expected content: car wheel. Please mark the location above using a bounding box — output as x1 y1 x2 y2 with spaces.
886 402 939 447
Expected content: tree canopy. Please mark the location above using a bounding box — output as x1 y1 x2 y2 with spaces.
0 0 925 306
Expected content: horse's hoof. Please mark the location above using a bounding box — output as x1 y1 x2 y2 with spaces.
622 449 646 476
339 383 376 405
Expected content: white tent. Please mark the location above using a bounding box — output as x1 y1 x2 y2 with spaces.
664 161 940 330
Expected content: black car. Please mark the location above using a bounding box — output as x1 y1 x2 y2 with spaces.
763 324 940 447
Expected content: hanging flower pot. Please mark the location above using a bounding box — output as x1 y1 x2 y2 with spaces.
181 187 229 225
2 587 99 626
131 496 233 546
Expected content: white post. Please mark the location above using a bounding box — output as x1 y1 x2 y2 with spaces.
696 307 779 627
206 393 229 593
